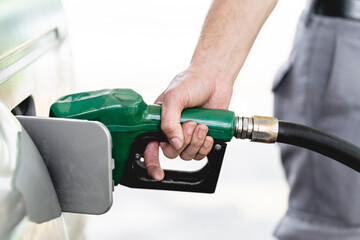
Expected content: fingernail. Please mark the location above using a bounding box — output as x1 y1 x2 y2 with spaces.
170 138 182 150
187 123 196 135
198 127 207 138
154 169 164 181
204 138 212 148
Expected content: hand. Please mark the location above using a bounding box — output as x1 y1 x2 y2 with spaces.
144 66 233 180
142 0 277 180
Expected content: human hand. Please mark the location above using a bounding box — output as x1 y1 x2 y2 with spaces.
144 66 234 180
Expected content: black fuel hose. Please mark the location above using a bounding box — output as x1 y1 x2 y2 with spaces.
277 121 360 172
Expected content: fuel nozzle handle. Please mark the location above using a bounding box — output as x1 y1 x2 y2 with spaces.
234 116 279 143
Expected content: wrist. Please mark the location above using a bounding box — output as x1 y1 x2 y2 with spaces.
181 63 234 101
188 56 236 88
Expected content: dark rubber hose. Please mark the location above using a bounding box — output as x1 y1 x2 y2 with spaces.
277 121 360 172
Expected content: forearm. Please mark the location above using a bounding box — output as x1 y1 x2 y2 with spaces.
191 0 277 86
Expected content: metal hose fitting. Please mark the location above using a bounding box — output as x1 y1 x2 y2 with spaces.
234 116 279 143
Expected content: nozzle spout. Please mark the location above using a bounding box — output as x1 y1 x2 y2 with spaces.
234 116 279 143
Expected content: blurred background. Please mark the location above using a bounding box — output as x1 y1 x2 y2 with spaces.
60 0 306 239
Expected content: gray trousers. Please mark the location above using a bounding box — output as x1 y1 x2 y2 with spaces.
273 12 360 240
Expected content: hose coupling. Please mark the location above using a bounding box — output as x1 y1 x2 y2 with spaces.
234 116 279 143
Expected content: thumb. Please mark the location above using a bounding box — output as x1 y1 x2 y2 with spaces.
160 91 184 150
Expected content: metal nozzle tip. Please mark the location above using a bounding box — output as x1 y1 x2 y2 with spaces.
234 116 279 143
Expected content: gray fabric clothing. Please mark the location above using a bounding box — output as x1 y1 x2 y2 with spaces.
273 11 360 239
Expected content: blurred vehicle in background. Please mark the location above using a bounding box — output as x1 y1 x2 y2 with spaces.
0 0 84 239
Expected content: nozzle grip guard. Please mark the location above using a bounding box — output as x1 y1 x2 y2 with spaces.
120 132 227 193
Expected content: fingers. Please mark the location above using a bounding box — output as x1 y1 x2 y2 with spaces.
160 90 185 150
194 136 214 160
144 123 213 181
160 121 197 159
144 141 164 181
180 124 213 160
160 122 214 161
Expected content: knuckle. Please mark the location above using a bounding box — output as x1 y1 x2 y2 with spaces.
194 154 206 160
193 141 203 149
162 147 179 159
180 152 193 161
183 135 192 145
163 87 188 108
199 147 211 156
161 122 177 135
163 89 180 102
164 151 178 159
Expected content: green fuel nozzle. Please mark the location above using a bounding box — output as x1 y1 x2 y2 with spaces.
50 89 282 193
